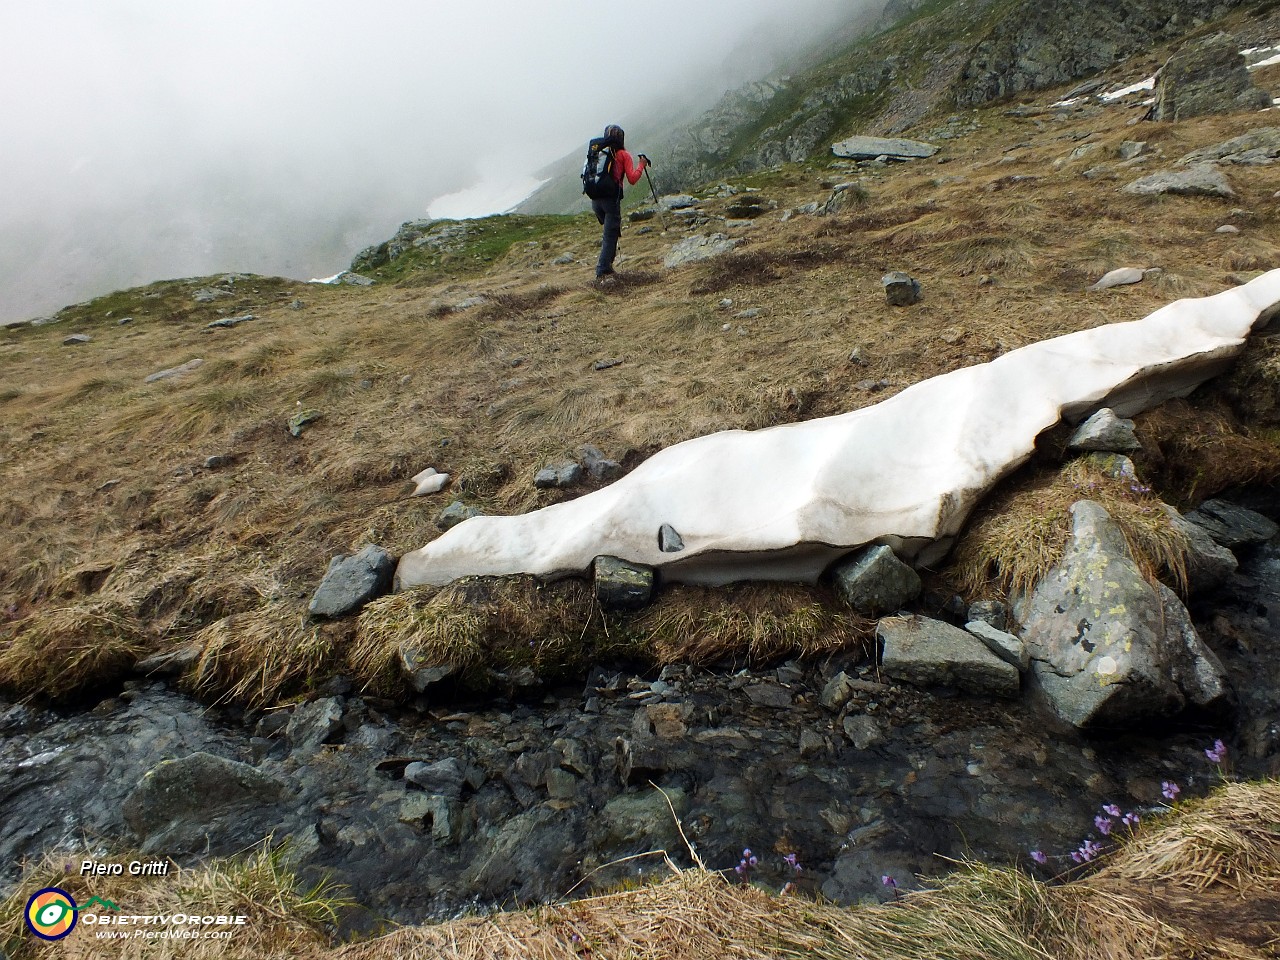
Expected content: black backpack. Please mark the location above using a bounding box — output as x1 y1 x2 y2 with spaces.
581 136 620 200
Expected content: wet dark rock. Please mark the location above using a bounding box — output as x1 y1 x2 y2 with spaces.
820 672 856 712
1019 501 1228 727
404 758 466 800
397 650 458 694
1184 498 1279 548
831 545 922 616
123 752 287 854
1167 505 1238 593
841 714 885 751
744 683 793 708
593 556 654 610
879 615 1020 698
308 545 396 618
286 697 345 752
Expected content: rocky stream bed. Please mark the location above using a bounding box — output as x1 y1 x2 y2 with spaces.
2 532 1278 936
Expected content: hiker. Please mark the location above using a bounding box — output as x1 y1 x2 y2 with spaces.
583 124 649 282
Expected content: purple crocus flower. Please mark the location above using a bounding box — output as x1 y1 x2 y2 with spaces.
881 875 897 888
1102 803 1122 818
1122 811 1140 828
1205 739 1227 763
1030 850 1048 865
1094 815 1113 836
1162 781 1180 801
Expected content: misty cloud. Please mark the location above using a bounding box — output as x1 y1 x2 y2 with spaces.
0 0 865 324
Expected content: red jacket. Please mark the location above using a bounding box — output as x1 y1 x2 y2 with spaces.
613 149 647 187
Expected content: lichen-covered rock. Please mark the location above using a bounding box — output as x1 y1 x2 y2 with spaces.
1123 165 1235 198
593 556 654 610
1018 501 1229 727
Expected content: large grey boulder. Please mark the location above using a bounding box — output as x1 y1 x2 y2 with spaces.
663 234 741 269
878 615 1020 698
1123 165 1235 199
308 545 396 618
1017 501 1229 728
831 545 922 616
832 136 939 160
1151 33 1273 122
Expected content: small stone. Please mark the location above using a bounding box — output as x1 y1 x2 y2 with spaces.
546 768 578 800
62 334 92 346
842 714 885 751
579 445 623 482
308 544 396 618
437 501 484 531
289 299 304 310
799 729 826 758
287 409 322 437
658 523 685 553
286 697 345 751
1068 408 1141 452
966 600 1009 631
1089 268 1145 291
744 683 792 708
965 621 1031 671
882 272 922 306
819 672 856 712
1216 224 1241 234
593 358 624 371
203 455 231 470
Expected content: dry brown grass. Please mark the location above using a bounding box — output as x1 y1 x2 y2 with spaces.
0 843 344 960
187 606 335 708
951 458 1190 600
2 53 1280 708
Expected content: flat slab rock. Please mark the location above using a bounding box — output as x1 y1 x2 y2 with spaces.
831 136 939 160
878 615 1020 698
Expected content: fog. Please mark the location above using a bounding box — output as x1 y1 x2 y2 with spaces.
0 0 868 325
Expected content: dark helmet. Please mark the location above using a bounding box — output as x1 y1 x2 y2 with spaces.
603 124 625 149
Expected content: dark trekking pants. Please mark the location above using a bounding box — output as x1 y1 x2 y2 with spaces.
592 193 622 276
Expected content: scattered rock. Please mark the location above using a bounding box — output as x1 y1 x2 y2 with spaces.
404 758 466 800
965 621 1030 671
659 195 699 210
1184 498 1279 548
831 136 939 160
831 545 922 616
744 683 793 708
286 697 345 752
62 334 91 346
134 642 203 677
1089 268 1145 291
878 616 1020 698
397 647 458 694
534 461 582 489
663 234 741 269
1151 32 1272 122
203 455 231 470
966 600 1009 631
193 287 231 303
205 314 256 330
1068 408 1141 452
1180 127 1280 165
593 556 654 610
882 272 922 307
551 253 576 265
145 359 205 383
287 409 322 437
579 445 623 482
308 545 396 618
841 714 885 751
411 467 450 497
437 501 484 531
1123 165 1235 198
821 183 866 216
658 524 685 553
592 358 624 371
338 272 375 287
819 672 856 712
1018 501 1229 727
1117 141 1148 160
1216 224 1241 234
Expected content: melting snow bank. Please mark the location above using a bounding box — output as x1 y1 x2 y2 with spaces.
396 271 1280 590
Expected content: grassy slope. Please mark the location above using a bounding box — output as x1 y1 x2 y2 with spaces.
2 44 1280 707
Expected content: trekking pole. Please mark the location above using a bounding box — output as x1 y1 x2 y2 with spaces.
640 158 667 233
